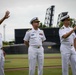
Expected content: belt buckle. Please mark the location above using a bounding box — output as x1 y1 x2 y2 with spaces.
71 44 73 46
38 46 40 48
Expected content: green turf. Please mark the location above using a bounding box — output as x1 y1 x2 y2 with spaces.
4 54 72 75
5 54 61 68
5 68 72 75
44 53 61 57
5 53 61 58
5 54 28 58
5 59 61 68
5 59 29 68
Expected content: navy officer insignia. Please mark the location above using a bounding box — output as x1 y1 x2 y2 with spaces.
60 27 64 29
31 34 34 36
39 33 43 36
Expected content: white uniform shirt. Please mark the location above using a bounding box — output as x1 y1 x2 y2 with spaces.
59 25 76 45
23 28 46 46
0 33 3 48
0 33 3 61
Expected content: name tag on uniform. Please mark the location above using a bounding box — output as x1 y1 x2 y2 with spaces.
31 34 34 36
39 33 43 36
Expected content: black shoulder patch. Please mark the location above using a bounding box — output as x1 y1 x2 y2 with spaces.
60 27 64 29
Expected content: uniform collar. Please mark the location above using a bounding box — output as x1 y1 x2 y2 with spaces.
63 25 70 28
32 28 40 31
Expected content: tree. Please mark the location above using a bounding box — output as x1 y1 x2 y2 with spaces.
39 22 43 28
70 18 76 27
59 21 63 28
39 22 47 28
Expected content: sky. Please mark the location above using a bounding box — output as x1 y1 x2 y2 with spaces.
0 0 76 41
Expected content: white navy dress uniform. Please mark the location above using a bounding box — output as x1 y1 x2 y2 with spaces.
24 27 46 75
0 33 5 75
59 25 76 75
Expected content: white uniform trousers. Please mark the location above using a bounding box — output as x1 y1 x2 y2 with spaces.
60 44 76 75
0 50 5 75
28 46 44 75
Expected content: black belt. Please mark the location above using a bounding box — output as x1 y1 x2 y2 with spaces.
71 44 73 46
37 46 40 48
31 45 41 48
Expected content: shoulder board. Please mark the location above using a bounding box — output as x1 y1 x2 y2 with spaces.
60 27 64 29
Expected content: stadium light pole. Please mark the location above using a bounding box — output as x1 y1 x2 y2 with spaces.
44 5 55 27
3 24 6 41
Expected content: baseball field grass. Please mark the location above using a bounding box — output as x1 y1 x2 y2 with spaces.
5 54 72 75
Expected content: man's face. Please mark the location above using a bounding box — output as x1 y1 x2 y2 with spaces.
32 21 39 28
63 18 70 26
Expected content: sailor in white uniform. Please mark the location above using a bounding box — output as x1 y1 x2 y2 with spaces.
59 13 76 75
24 17 46 75
0 11 10 75
0 33 5 75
